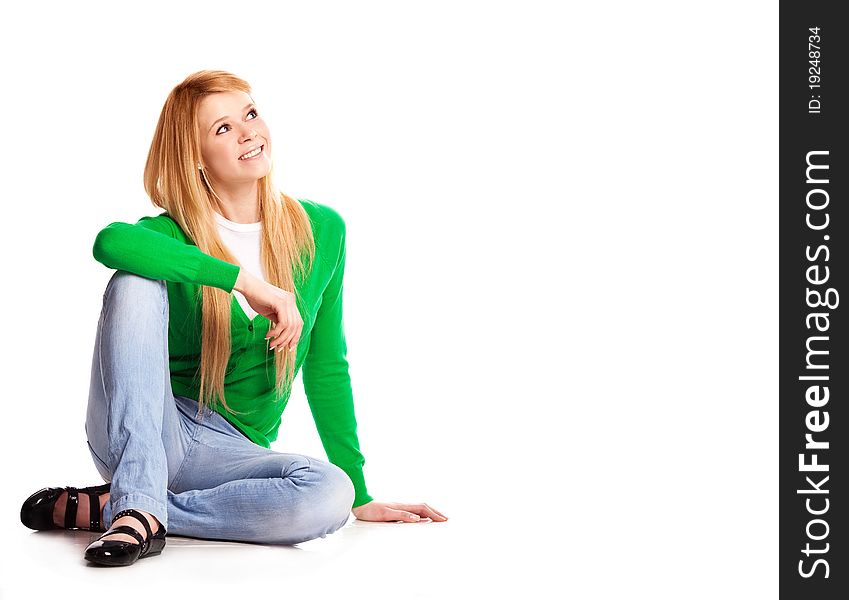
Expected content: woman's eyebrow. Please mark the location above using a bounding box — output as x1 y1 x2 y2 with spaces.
209 103 254 132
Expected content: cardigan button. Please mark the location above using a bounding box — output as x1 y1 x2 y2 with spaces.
248 324 253 331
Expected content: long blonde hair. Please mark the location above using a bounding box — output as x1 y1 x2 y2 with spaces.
142 69 316 419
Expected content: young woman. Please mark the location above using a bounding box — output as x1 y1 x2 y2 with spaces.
20 70 447 567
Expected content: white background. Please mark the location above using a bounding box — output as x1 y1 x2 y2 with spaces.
0 1 776 597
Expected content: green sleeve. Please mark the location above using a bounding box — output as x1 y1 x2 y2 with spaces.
302 211 374 508
92 213 241 292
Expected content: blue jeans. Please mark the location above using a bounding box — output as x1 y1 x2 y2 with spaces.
84 270 355 544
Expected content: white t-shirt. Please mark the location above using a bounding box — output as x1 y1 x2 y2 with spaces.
213 210 265 320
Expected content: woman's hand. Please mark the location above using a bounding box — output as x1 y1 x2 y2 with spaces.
234 269 303 351
352 501 449 523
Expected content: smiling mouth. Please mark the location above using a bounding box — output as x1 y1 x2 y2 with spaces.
238 145 264 160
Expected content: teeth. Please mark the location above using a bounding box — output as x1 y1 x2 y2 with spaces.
239 146 263 160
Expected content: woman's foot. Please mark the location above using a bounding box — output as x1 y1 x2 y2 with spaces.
53 490 110 530
84 508 167 566
100 509 162 544
53 492 160 542
20 483 111 532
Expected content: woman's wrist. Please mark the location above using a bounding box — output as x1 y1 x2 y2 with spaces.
233 268 250 293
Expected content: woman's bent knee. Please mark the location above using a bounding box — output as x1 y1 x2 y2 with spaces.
103 271 167 318
328 463 356 514
309 461 356 522
303 462 355 539
260 462 355 545
106 271 166 295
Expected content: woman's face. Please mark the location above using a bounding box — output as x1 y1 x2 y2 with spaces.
196 90 272 186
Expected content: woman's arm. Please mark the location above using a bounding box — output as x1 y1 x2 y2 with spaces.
92 214 240 291
301 211 374 508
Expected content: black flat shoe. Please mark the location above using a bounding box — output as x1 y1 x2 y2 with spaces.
20 482 111 532
84 508 167 567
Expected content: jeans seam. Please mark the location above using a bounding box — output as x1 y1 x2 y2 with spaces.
86 439 110 479
96 311 111 453
157 278 188 489
168 433 200 491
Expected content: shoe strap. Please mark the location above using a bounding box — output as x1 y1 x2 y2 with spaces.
64 486 78 530
87 490 101 531
102 524 147 552
112 508 154 545
84 482 110 531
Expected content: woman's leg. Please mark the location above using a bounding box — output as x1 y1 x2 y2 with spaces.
86 270 355 546
164 397 356 545
84 270 198 533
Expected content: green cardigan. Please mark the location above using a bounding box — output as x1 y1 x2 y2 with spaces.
91 198 373 508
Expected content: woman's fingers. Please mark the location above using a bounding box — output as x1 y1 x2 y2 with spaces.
284 303 303 350
267 318 288 350
245 280 303 347
387 509 423 523
390 503 449 521
272 311 293 350
266 303 304 352
265 320 280 346
266 316 286 349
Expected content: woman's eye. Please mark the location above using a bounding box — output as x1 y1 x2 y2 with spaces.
216 109 259 134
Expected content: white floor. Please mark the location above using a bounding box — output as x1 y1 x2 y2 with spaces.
6 512 473 598
4 475 778 599
6 514 471 599
6 503 562 600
